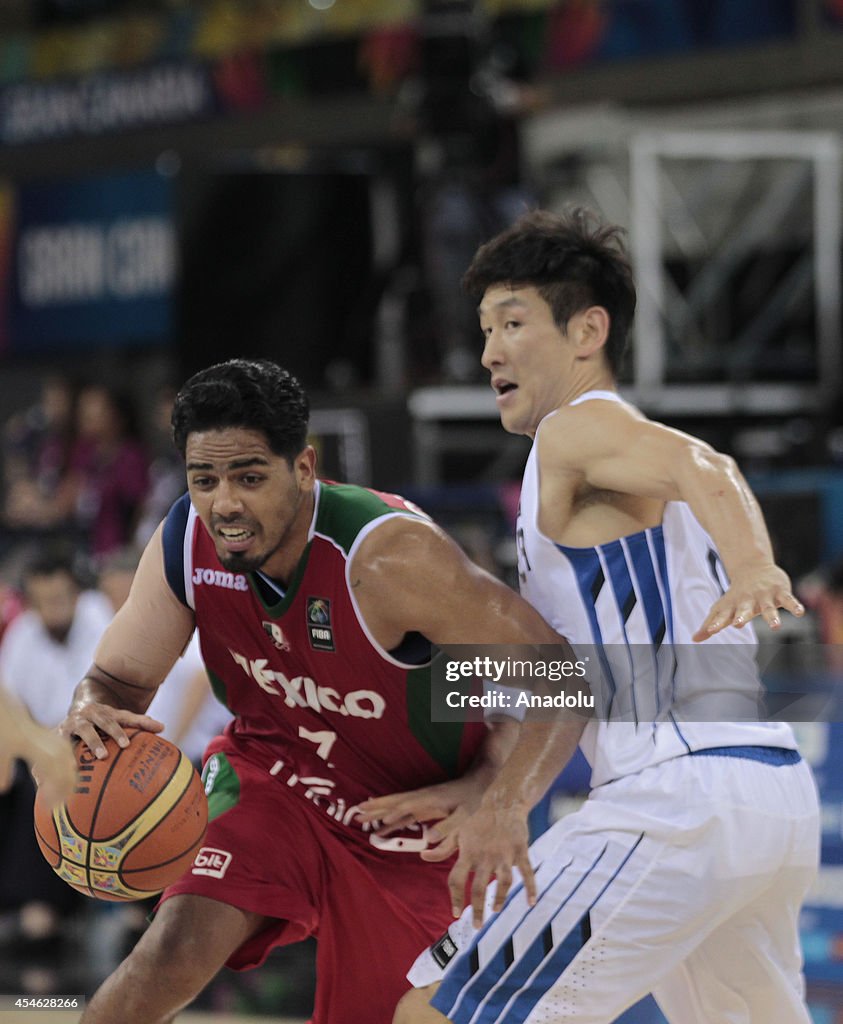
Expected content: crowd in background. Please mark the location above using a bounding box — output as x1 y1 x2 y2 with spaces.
0 375 231 999
1 375 181 562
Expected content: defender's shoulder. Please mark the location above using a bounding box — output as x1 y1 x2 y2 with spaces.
538 399 647 462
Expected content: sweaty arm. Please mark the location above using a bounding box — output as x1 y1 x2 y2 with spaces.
543 402 804 639
61 524 196 758
353 515 590 924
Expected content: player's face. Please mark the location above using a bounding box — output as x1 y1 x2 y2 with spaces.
479 285 574 437
26 571 79 643
185 428 316 578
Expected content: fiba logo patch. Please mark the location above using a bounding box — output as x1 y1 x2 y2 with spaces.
262 620 291 651
192 847 232 879
307 597 335 652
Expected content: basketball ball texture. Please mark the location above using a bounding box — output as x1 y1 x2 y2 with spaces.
34 729 208 901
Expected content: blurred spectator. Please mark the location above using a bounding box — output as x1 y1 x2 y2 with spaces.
133 385 186 548
0 577 24 646
67 384 150 557
0 546 112 726
2 374 76 539
0 546 112 978
97 547 232 769
814 558 843 644
800 556 843 671
149 636 232 769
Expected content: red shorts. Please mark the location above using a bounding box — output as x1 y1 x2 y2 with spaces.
161 741 454 1024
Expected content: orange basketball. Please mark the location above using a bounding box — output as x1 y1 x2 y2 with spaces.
33 729 208 902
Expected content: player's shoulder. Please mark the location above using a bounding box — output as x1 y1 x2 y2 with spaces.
538 396 651 462
349 514 456 599
552 393 643 426
160 493 194 606
314 481 431 557
162 492 192 541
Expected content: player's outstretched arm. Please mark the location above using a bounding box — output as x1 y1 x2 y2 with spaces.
543 403 804 641
664 439 803 639
60 524 195 759
351 516 590 925
0 688 77 805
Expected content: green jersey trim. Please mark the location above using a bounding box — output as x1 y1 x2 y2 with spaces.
206 668 231 711
315 482 425 556
201 752 241 822
405 665 466 778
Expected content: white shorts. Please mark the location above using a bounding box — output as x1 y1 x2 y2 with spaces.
409 748 819 1024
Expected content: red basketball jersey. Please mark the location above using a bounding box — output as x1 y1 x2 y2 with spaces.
162 481 485 850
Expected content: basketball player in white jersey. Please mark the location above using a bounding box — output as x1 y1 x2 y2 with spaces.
383 208 820 1024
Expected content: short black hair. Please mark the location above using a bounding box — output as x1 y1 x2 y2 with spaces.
21 545 81 589
462 206 636 376
171 359 309 463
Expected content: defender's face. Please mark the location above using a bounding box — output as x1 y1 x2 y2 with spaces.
185 428 314 576
479 285 572 437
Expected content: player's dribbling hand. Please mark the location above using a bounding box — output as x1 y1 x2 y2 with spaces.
426 793 536 928
58 703 165 759
693 562 805 642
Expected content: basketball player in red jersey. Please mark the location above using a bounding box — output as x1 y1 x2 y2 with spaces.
57 359 585 1024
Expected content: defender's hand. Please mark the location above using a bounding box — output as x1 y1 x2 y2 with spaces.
25 726 78 808
425 796 536 928
693 563 804 642
359 776 484 837
0 752 14 794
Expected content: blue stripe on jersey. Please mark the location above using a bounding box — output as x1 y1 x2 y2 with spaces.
162 492 191 607
602 540 639 725
438 846 609 1024
625 531 666 648
706 548 727 595
504 834 645 1024
432 859 574 1023
650 527 691 753
626 531 668 719
603 541 637 627
691 745 801 766
556 546 617 709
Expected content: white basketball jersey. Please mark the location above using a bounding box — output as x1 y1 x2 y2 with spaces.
517 391 796 787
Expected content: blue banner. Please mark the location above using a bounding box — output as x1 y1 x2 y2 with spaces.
0 62 215 146
8 169 175 352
